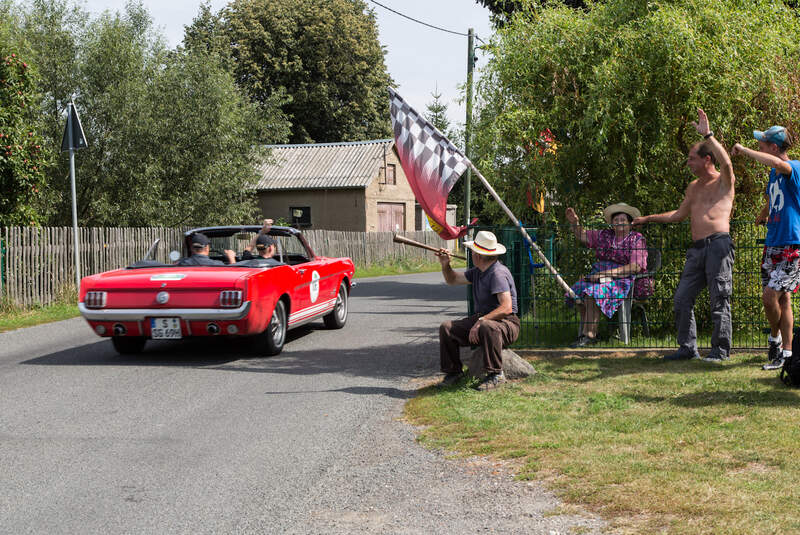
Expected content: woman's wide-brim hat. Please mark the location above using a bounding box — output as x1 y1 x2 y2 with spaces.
603 202 641 225
464 230 506 256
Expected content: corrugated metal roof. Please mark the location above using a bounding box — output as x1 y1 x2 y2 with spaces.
255 139 395 191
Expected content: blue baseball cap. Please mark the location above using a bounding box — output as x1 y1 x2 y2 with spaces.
754 125 787 148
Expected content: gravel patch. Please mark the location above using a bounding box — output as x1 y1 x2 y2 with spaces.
293 383 609 535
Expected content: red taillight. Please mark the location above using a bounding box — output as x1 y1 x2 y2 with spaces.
85 291 107 308
219 290 242 308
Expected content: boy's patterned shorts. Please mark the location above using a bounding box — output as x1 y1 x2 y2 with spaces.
761 245 800 292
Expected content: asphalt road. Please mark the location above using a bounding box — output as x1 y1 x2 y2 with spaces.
0 271 605 534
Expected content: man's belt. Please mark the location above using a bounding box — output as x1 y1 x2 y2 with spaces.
691 232 730 249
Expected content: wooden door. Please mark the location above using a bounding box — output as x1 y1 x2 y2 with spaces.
378 202 405 232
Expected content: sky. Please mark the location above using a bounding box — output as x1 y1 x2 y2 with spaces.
80 0 495 131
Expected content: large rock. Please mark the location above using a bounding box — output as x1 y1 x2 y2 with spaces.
465 348 536 380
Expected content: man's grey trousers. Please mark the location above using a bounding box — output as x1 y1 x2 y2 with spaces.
674 233 735 357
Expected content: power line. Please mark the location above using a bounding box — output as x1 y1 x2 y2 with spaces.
368 0 481 40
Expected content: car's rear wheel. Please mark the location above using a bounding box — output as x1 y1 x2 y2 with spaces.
112 336 146 355
323 281 348 329
259 299 287 356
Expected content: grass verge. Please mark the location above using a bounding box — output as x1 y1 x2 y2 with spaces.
356 258 466 278
0 300 80 333
406 352 800 534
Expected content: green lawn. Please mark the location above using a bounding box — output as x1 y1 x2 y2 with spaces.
406 352 800 534
355 258 465 278
0 301 80 333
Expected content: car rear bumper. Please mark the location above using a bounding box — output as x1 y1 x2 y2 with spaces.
78 301 252 321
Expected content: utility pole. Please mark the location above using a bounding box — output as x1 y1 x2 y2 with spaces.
464 27 475 228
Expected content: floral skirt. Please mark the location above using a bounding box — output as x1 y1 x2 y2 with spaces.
566 261 633 318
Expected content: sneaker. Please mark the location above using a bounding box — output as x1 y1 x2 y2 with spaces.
570 335 598 348
569 335 587 348
702 351 730 363
475 372 506 391
767 340 782 364
664 350 700 361
437 371 464 387
763 356 785 371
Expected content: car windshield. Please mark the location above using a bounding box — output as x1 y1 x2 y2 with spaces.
206 232 311 265
126 229 312 269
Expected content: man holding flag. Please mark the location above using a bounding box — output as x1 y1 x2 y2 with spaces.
435 231 520 391
388 88 576 297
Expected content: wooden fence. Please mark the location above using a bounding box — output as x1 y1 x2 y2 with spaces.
0 227 453 307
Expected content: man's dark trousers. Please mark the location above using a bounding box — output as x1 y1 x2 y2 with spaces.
440 314 521 374
674 233 735 357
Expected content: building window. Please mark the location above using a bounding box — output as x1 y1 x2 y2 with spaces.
380 164 396 185
290 206 311 227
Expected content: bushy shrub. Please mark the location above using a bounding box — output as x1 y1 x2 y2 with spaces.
473 0 800 224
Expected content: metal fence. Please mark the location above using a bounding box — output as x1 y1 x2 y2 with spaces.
475 221 774 350
0 227 452 308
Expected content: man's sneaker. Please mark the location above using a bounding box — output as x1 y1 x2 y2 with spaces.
437 371 464 387
475 372 506 391
664 350 700 361
767 340 782 364
569 335 599 348
702 351 730 363
763 356 785 371
569 335 587 348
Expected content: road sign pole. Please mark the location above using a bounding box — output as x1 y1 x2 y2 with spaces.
67 103 80 289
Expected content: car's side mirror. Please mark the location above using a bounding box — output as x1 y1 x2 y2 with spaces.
169 250 181 262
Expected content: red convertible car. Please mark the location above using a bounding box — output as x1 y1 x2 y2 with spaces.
78 225 354 356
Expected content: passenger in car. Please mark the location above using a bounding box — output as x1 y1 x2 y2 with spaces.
177 233 227 266
243 233 277 260
224 219 280 264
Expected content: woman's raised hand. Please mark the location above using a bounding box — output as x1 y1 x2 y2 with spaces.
565 207 579 225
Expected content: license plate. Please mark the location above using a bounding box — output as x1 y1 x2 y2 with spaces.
150 317 182 339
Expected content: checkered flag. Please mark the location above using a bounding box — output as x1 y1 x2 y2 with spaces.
388 88 472 240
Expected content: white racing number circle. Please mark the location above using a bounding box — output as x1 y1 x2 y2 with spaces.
310 270 320 303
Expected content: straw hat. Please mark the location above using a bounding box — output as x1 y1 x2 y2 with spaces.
464 231 506 256
603 202 641 225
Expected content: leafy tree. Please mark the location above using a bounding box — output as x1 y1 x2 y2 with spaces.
129 47 290 226
182 1 229 60
10 0 289 226
476 0 800 27
0 48 49 225
472 0 800 225
213 0 394 143
476 0 585 26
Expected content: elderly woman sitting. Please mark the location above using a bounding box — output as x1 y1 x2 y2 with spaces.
565 203 653 347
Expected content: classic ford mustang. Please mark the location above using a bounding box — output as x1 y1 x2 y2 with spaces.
78 225 354 356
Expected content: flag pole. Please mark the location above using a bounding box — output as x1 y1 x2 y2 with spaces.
466 161 578 300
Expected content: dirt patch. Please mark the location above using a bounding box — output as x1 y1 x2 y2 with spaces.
728 462 777 475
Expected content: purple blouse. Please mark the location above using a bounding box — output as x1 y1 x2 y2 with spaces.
585 229 653 298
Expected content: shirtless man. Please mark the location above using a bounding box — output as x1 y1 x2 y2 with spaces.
633 109 735 362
